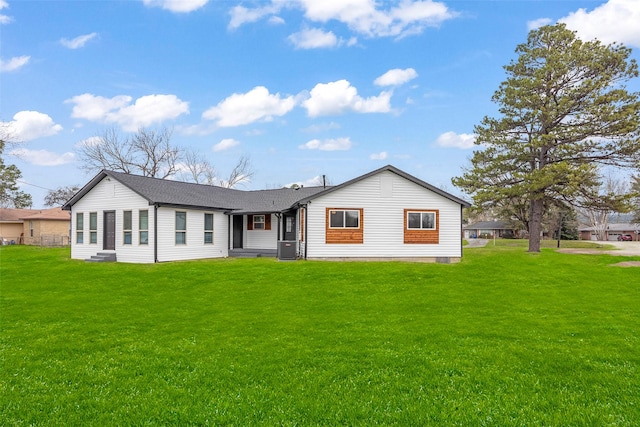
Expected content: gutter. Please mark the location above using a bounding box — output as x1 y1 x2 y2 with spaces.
154 204 159 263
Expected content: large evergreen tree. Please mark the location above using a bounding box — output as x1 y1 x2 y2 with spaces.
453 24 640 252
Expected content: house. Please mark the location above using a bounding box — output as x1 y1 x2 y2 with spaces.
62 165 470 263
463 220 518 239
579 223 639 241
0 207 70 246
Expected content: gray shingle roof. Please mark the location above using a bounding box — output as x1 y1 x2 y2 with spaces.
63 170 328 214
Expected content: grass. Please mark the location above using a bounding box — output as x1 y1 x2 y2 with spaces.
1 243 639 426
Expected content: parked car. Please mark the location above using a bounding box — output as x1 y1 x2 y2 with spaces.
617 234 633 241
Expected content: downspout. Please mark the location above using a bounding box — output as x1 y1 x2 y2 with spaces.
460 205 464 259
275 213 282 241
304 203 309 260
154 204 159 263
228 214 231 255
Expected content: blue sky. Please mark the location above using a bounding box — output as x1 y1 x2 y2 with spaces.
2 0 640 207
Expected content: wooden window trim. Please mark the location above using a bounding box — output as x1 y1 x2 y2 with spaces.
326 208 363 244
247 214 271 231
404 209 439 244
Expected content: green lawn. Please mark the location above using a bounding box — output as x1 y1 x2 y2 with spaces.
1 243 638 426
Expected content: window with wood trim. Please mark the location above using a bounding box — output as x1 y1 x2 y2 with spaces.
326 208 363 244
247 214 271 231
404 209 439 244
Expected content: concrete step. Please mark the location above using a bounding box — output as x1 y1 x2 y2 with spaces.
85 252 117 262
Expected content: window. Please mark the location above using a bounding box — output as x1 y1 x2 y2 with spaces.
175 211 186 245
89 212 97 244
204 213 214 244
253 215 265 230
329 210 360 228
325 208 364 244
404 209 439 244
407 211 436 230
76 213 84 244
139 210 148 245
29 221 34 237
123 211 132 244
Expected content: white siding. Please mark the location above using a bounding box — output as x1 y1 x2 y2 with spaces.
246 214 277 250
305 170 463 259
70 178 155 263
156 208 228 262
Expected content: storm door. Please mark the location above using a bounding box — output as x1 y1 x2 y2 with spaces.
103 211 116 250
283 213 296 241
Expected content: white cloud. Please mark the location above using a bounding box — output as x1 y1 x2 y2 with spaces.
0 55 30 72
202 86 296 127
9 148 75 166
302 79 392 117
228 3 282 29
75 136 102 148
60 32 98 49
527 17 552 31
435 131 476 149
142 0 208 13
298 137 352 151
213 138 240 152
301 0 456 38
289 27 339 49
560 0 640 47
2 111 63 141
66 93 189 132
370 151 388 160
374 68 418 86
0 0 12 24
230 0 457 39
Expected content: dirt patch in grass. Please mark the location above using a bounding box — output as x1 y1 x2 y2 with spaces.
610 261 640 268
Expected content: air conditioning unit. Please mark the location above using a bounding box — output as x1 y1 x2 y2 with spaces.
278 240 297 260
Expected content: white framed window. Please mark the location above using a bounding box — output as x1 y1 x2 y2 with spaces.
89 212 97 244
123 211 132 245
204 213 213 244
175 211 186 245
76 213 84 244
139 210 148 245
407 211 436 230
253 214 265 230
29 220 34 237
329 210 360 229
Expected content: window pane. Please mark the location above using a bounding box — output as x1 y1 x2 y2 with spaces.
204 231 213 244
408 213 421 229
89 212 97 230
124 231 132 245
422 213 435 229
76 213 83 230
76 232 83 244
204 213 213 231
176 212 186 230
329 211 344 228
90 231 97 244
176 231 186 245
345 211 359 228
254 215 264 230
140 231 148 245
139 210 148 230
123 211 132 230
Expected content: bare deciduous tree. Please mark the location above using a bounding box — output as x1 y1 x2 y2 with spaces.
178 149 217 185
78 127 179 179
222 155 254 188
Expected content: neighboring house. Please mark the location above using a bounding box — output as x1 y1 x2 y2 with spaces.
464 221 517 239
0 208 70 245
63 165 470 263
579 223 639 241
